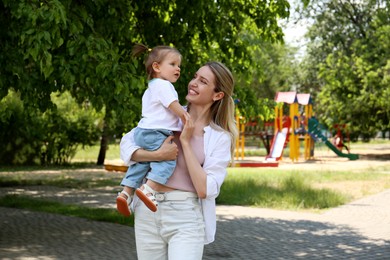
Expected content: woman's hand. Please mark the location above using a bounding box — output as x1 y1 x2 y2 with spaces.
156 135 178 161
131 135 178 162
179 117 195 146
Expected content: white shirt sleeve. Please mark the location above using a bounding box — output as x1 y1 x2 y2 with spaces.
201 126 232 244
120 128 141 166
153 79 178 108
203 127 231 199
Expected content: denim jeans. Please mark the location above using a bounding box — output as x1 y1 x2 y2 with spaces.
122 128 175 188
134 191 205 260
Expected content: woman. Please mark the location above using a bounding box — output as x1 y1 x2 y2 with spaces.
120 61 238 260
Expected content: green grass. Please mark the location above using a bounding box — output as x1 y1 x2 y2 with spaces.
219 170 347 210
72 143 120 162
1 140 389 225
218 167 390 211
2 166 390 213
0 195 133 226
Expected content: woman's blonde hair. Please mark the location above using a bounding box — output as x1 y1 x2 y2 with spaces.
205 61 238 156
132 43 182 81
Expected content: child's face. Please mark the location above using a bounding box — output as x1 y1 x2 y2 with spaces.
154 53 181 83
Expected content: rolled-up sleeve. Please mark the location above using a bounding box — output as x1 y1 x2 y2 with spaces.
120 128 141 166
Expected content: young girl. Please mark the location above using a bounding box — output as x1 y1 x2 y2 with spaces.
116 44 190 216
120 61 238 259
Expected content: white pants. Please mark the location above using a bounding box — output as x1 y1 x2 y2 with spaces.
134 191 205 260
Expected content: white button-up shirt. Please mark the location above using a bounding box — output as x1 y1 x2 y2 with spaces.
120 125 231 244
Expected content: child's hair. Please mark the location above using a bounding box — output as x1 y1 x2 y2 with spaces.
132 43 182 81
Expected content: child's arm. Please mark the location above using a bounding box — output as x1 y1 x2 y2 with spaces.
168 101 190 124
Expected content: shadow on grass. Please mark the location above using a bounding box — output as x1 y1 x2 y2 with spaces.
0 162 101 172
0 176 119 188
0 195 133 226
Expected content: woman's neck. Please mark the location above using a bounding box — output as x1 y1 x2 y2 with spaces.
188 104 211 128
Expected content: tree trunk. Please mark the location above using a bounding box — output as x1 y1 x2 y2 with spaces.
259 132 272 155
97 118 109 165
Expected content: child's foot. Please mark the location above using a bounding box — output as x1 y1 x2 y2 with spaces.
135 184 158 212
116 190 133 217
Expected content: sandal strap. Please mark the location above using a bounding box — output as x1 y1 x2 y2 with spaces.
118 190 132 204
141 184 157 203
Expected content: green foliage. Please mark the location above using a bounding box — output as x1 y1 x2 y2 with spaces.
300 0 390 139
0 0 291 119
234 40 300 121
0 0 144 147
0 90 44 164
0 0 294 164
0 90 102 165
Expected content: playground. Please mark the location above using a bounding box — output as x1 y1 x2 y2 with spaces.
104 91 388 172
233 91 363 168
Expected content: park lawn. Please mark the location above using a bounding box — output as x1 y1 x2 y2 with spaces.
1 140 389 224
219 167 390 212
1 164 390 212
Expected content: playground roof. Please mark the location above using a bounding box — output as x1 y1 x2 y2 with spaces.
275 91 297 104
297 93 313 105
275 92 312 105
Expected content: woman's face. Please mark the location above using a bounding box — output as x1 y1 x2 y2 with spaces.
186 65 221 105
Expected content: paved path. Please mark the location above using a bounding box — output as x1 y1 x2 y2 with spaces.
1 186 389 259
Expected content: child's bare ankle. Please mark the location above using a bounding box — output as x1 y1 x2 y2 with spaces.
146 180 158 190
121 187 134 198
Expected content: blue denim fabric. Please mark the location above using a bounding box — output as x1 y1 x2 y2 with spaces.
121 128 176 188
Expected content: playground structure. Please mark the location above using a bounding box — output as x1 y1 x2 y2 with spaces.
265 92 315 162
234 91 359 165
234 113 278 167
308 118 359 160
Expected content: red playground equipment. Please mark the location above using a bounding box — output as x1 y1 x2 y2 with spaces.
266 92 302 162
332 124 351 153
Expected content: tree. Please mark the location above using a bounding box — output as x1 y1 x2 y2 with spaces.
1 0 144 165
0 90 102 164
298 0 390 139
1 0 292 164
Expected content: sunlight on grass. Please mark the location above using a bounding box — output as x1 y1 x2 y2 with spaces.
220 167 390 211
73 143 121 162
219 171 347 210
1 140 389 219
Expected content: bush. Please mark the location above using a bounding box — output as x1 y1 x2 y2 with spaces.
0 90 103 165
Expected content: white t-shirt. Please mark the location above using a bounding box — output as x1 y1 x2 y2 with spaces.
137 78 182 131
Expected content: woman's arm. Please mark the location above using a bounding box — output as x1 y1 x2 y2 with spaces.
181 121 231 200
180 119 208 198
120 128 178 165
132 136 178 162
